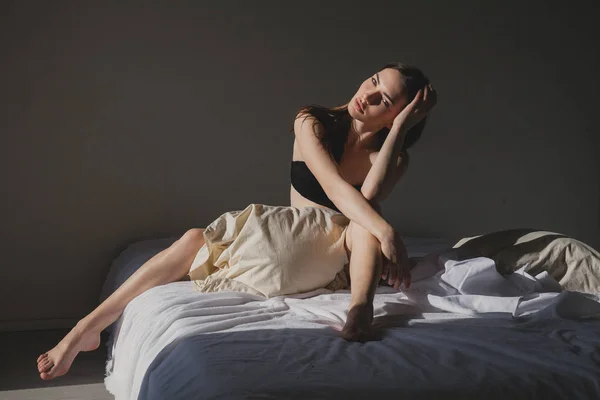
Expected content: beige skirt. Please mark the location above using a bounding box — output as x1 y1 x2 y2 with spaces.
187 203 351 298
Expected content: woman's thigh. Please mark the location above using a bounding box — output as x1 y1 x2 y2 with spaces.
178 227 206 281
344 221 354 259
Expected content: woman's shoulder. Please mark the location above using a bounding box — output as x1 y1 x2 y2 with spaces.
293 112 326 134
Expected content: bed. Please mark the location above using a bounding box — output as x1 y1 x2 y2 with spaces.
99 234 600 400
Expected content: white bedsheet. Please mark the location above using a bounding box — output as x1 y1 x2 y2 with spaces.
104 249 600 400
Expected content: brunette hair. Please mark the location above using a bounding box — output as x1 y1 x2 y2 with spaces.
289 62 429 163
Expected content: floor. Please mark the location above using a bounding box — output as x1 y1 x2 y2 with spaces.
0 329 113 400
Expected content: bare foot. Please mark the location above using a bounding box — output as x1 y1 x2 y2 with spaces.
340 303 379 342
36 322 101 380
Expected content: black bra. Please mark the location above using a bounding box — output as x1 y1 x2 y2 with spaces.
291 160 361 213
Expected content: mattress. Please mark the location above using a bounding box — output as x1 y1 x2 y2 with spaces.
100 236 600 400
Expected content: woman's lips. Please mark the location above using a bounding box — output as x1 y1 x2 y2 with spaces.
354 98 364 113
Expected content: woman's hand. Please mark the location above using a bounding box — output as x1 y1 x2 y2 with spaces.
379 228 411 289
392 83 437 130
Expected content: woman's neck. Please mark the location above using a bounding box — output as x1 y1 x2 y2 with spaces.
347 118 378 149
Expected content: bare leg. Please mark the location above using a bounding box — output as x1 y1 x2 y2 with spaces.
340 219 383 342
36 228 206 380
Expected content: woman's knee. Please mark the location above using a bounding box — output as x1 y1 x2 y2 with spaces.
348 220 379 246
346 221 383 269
178 228 206 247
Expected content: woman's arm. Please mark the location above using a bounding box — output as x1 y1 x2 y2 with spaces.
294 114 394 242
361 81 437 203
328 125 408 245
325 125 410 272
360 123 409 203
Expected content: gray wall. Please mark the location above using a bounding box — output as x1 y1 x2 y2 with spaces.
1 1 598 329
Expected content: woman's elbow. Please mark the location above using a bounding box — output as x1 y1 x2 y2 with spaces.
360 183 382 202
360 188 383 214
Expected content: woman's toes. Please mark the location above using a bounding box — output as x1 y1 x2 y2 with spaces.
40 369 55 380
39 359 51 372
37 353 47 363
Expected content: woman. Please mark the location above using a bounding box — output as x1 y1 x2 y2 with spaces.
290 62 435 340
36 62 436 380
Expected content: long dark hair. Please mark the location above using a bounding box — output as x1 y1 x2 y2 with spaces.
289 62 430 164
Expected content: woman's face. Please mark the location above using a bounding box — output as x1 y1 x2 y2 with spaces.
349 68 408 129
